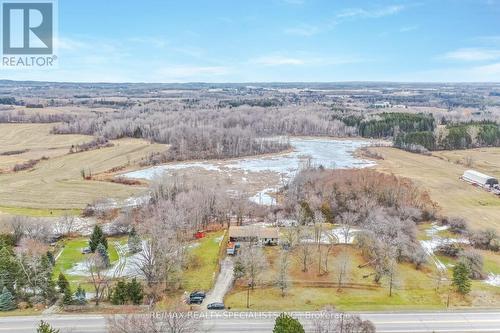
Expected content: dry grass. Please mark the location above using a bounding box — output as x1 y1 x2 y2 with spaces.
0 124 167 210
371 147 500 232
0 123 91 171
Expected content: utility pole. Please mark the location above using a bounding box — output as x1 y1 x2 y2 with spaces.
246 282 251 308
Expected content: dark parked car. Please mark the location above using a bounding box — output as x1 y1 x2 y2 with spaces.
190 291 206 299
189 296 204 305
207 302 225 310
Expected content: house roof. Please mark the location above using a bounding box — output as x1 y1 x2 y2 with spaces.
229 226 279 239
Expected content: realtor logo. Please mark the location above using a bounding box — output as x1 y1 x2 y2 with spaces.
1 0 57 67
2 1 52 54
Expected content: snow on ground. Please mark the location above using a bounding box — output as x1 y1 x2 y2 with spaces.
249 187 277 206
301 227 360 244
420 223 469 271
65 241 147 278
485 274 500 287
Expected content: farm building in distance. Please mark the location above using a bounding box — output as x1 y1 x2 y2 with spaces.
462 170 498 187
229 226 279 245
461 170 500 195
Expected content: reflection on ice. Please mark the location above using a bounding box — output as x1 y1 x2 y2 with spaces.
121 138 376 181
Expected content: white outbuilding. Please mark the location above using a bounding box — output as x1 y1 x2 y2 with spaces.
462 170 498 187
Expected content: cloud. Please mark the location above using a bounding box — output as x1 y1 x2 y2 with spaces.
54 37 89 51
336 5 406 20
442 48 500 61
251 55 305 66
280 0 305 5
284 24 320 37
128 36 168 49
473 35 500 45
400 25 419 33
473 62 500 75
250 54 368 67
158 66 231 79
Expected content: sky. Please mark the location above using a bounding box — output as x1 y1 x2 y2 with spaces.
2 0 500 83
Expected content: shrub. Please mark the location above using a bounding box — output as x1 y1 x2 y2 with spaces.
469 229 499 252
0 287 15 311
37 321 60 333
57 273 70 293
448 217 468 234
435 242 462 257
273 313 305 333
459 250 485 279
74 286 86 305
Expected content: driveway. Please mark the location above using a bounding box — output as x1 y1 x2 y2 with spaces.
203 256 234 306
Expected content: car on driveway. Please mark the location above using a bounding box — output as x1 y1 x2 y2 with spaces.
207 302 225 310
189 296 204 305
190 291 206 299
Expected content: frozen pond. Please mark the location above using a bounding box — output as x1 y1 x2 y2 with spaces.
122 138 377 181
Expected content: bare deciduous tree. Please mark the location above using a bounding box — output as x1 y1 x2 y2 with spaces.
239 243 268 290
335 247 350 291
275 250 291 297
86 253 110 306
295 227 314 272
314 306 376 333
108 308 201 333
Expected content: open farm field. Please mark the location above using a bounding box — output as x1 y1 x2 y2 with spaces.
371 147 500 232
0 123 91 171
0 123 167 212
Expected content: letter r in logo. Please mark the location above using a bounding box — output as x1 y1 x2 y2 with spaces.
2 2 53 54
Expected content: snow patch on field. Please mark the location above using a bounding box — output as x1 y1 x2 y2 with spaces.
485 274 500 287
249 187 277 205
419 223 469 271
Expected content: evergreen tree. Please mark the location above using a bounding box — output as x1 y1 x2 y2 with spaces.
0 247 19 293
74 286 87 305
273 313 305 333
46 251 55 266
126 278 144 305
0 287 15 311
57 273 70 293
452 262 472 295
89 225 107 252
127 227 142 254
111 280 128 305
96 243 110 267
40 255 56 302
62 287 73 305
37 320 60 333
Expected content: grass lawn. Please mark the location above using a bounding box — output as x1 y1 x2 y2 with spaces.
0 205 81 217
481 250 500 275
0 308 41 317
53 236 126 288
225 244 499 311
225 286 445 311
182 231 225 292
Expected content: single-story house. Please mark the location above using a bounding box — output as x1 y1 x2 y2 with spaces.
229 226 279 245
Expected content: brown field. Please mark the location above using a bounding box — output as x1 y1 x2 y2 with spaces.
0 123 92 171
0 123 167 211
370 147 500 232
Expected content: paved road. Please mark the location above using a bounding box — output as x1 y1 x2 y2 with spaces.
1 311 500 333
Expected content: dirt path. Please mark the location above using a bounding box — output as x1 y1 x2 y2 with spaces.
204 257 234 306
